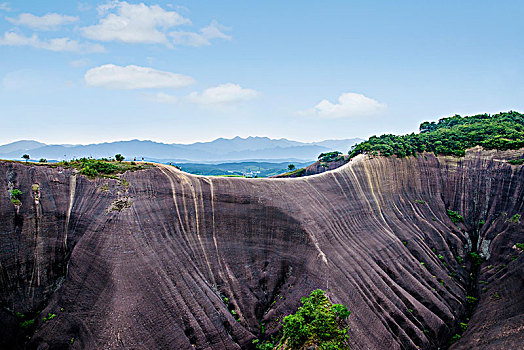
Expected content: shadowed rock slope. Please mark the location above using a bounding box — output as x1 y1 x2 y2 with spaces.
1 148 523 349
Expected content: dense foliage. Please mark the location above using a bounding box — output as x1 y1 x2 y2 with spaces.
349 111 524 158
508 159 524 165
254 289 350 350
10 188 22 205
318 151 345 163
447 210 464 224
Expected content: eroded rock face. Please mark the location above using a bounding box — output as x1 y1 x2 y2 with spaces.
0 149 523 349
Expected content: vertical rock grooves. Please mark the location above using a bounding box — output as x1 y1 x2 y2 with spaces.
0 148 523 349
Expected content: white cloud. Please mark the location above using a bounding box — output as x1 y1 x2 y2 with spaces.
81 1 190 44
77 2 91 12
170 20 231 47
6 13 79 31
70 58 92 67
188 83 259 105
2 69 35 90
84 64 196 90
303 92 386 118
0 2 11 12
0 32 105 53
143 92 178 104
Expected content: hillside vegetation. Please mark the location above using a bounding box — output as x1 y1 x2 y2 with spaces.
349 111 524 158
50 158 150 177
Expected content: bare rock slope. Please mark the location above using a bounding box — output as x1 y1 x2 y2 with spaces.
1 148 523 349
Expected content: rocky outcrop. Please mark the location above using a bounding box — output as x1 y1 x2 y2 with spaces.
273 157 349 178
0 148 523 349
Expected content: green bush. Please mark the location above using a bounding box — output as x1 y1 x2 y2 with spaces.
466 295 478 305
508 159 524 165
10 189 22 205
449 334 461 344
467 252 483 266
510 214 521 223
280 289 350 349
81 166 98 177
10 188 22 199
318 151 344 163
19 319 34 329
447 210 464 224
253 339 275 350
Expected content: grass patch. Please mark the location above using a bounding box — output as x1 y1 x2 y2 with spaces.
282 168 307 177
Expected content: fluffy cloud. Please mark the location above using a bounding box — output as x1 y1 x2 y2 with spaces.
143 92 179 104
304 92 386 118
81 1 190 44
77 2 91 12
188 83 259 105
6 13 79 31
0 32 105 53
84 64 195 90
0 2 11 12
70 58 92 67
170 20 231 47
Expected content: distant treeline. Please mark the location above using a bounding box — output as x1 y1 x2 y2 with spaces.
349 111 524 158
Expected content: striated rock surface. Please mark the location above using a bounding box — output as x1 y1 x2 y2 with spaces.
0 148 523 349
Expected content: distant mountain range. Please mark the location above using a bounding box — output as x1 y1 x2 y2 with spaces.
0 137 363 163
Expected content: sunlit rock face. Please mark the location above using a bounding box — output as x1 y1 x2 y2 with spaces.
1 148 523 349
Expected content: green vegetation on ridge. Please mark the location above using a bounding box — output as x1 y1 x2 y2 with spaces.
55 157 149 178
349 111 524 158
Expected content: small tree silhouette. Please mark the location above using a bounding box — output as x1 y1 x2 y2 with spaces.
288 164 295 171
22 154 30 163
115 154 125 162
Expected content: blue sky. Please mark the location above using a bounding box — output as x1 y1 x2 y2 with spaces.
1 0 523 145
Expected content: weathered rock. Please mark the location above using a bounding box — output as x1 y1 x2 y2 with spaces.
0 148 523 349
273 157 348 178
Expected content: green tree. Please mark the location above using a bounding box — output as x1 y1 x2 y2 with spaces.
115 154 125 162
254 289 350 350
39 158 47 163
348 111 524 159
22 154 30 163
288 164 296 171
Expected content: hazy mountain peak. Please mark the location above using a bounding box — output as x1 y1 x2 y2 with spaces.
0 137 363 162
